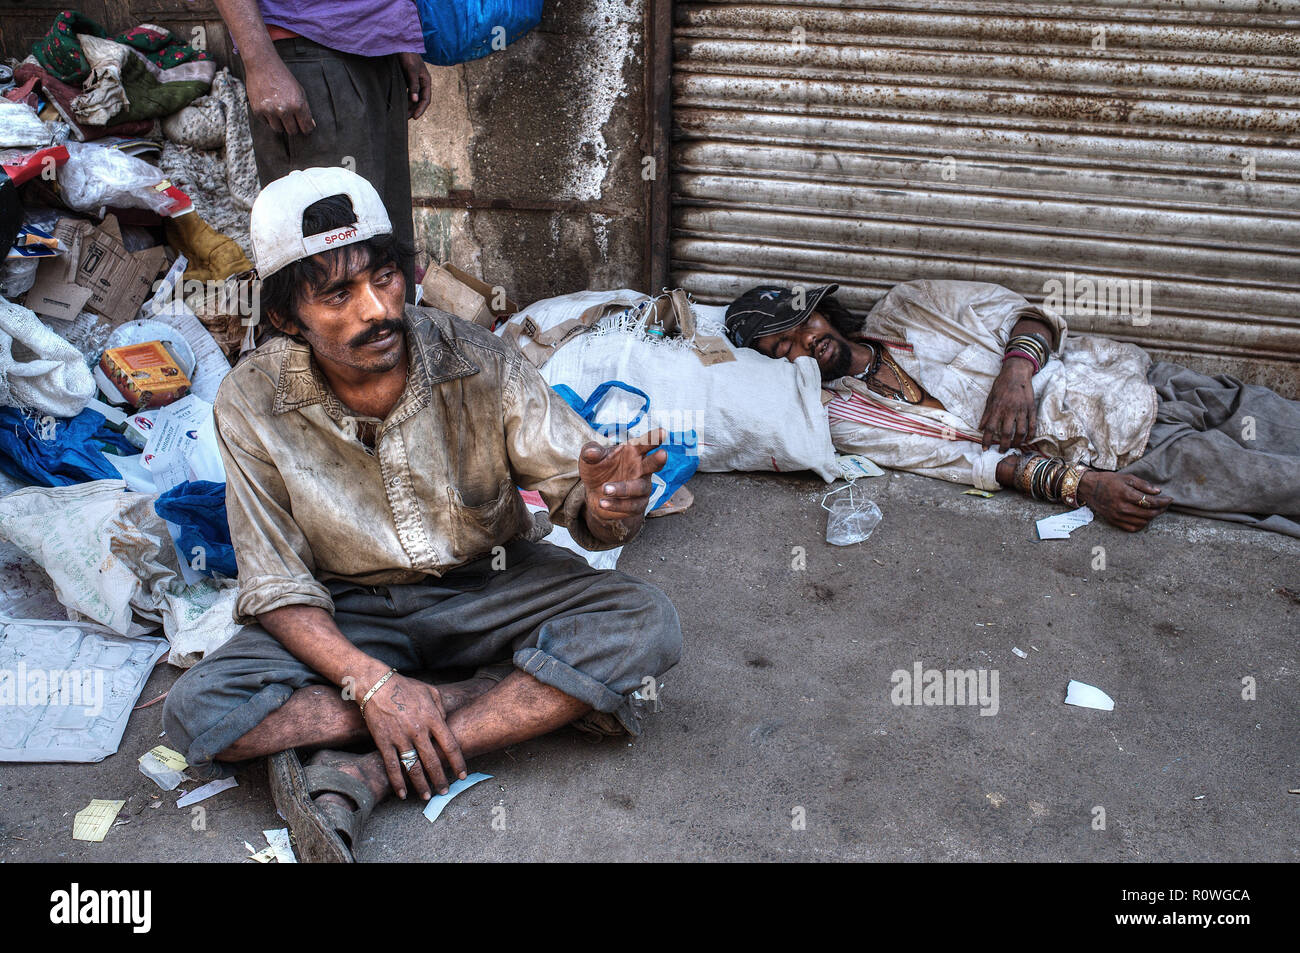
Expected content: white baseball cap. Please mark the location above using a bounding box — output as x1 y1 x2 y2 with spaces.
249 167 393 278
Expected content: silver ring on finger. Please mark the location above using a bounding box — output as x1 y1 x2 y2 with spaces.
399 748 419 772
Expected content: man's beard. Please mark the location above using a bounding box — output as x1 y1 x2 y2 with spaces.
821 337 854 380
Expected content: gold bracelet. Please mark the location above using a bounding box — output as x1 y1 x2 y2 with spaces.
1060 465 1088 508
359 668 397 714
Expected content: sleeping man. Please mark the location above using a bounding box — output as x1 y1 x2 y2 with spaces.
725 280 1300 536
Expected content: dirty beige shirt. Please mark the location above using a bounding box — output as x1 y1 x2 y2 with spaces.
215 305 612 625
824 280 1158 490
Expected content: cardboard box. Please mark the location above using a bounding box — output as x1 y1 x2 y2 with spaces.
98 340 191 409
26 215 168 325
420 262 518 330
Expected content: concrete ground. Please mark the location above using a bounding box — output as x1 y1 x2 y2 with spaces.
2 469 1296 862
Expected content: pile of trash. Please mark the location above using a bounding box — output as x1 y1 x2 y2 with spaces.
0 12 264 762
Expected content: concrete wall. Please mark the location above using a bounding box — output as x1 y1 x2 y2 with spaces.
409 0 648 308
0 1 649 311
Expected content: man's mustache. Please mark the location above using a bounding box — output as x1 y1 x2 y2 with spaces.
351 319 405 347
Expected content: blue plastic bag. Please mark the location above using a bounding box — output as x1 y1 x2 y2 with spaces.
154 480 238 578
416 0 544 66
0 406 137 487
552 380 698 512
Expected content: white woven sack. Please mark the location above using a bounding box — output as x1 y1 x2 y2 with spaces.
505 288 646 338
538 302 838 480
0 298 96 418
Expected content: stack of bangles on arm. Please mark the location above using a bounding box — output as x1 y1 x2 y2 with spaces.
1003 332 1051 374
1012 452 1090 507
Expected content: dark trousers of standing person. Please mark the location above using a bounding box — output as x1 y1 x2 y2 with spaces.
234 36 417 297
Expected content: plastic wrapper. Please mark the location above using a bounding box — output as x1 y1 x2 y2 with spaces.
56 140 175 216
138 750 188 790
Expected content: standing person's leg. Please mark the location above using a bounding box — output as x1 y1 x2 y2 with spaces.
379 53 417 298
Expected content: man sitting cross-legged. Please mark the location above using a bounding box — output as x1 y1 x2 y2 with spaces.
163 167 682 861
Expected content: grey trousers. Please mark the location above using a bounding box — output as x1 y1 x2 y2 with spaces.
235 36 417 297
162 540 682 780
1121 362 1300 537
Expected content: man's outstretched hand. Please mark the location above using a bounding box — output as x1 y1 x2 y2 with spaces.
579 429 669 542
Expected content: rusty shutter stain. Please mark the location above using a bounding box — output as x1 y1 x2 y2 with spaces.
670 1 1300 392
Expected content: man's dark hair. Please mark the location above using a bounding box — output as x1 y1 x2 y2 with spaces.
258 193 414 338
817 292 866 340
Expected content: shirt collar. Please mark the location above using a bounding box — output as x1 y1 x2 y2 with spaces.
271 307 480 418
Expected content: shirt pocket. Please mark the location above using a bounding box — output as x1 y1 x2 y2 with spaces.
930 343 998 425
446 479 526 559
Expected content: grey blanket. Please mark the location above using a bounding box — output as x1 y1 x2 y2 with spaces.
1121 362 1300 538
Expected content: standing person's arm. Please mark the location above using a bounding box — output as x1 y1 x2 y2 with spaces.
396 53 431 120
214 0 316 135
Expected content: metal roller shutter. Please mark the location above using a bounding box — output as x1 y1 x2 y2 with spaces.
669 1 1300 394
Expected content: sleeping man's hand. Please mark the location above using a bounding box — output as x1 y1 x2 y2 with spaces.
980 358 1038 452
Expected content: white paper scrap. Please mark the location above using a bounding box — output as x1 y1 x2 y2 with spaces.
176 776 238 808
263 828 296 864
1012 647 1028 659
1036 506 1094 540
1064 679 1115 711
422 772 493 824
244 840 276 863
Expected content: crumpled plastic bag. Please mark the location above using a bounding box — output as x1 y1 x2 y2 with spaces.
0 479 180 637
154 479 237 577
0 405 136 487
0 297 97 417
0 256 39 299
0 99 55 148
823 485 883 546
56 140 175 216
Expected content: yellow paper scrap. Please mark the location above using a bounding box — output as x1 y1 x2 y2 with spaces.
72 799 125 842
963 489 997 498
140 745 188 771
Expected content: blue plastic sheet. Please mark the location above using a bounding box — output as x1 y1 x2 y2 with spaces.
0 406 136 487
552 380 698 511
154 480 237 578
416 0 544 66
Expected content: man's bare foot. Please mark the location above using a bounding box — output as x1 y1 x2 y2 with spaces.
307 749 390 817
